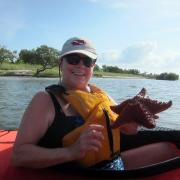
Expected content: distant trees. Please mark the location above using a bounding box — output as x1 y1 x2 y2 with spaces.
0 44 179 80
0 45 60 76
18 49 36 64
33 45 60 76
102 65 123 73
101 65 140 75
94 64 101 71
18 45 60 76
0 46 17 64
156 73 179 81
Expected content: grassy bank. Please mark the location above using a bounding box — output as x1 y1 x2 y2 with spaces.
0 62 145 78
0 63 58 77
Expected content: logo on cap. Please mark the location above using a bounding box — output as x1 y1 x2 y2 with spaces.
72 40 85 46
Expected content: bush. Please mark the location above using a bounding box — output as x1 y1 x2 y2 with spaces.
156 72 179 81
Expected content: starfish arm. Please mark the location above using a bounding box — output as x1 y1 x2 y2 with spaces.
110 87 172 129
136 104 156 128
110 99 132 114
111 101 156 129
135 97 172 114
111 102 136 128
133 88 172 114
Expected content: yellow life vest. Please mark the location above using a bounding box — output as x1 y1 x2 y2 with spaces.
62 84 120 167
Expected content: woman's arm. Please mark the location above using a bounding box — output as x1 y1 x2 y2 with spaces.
12 91 73 168
12 92 104 168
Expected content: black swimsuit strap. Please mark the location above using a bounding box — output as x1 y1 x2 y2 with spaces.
47 91 64 115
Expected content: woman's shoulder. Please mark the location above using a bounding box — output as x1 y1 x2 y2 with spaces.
30 91 53 107
33 90 50 99
27 91 55 122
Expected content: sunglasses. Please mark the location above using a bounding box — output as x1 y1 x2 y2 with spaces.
63 54 96 68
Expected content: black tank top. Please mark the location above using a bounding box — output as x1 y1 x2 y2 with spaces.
38 86 123 170
38 91 85 148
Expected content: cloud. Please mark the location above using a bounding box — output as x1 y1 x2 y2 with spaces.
120 42 157 63
98 42 180 75
144 51 180 74
99 50 121 64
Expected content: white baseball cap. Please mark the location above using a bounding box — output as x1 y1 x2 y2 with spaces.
60 37 97 60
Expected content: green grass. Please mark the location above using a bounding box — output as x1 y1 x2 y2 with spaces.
93 71 144 78
0 62 145 78
0 62 40 71
0 62 58 76
37 67 59 77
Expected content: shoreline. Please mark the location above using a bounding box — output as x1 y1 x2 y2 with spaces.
0 70 33 76
0 70 146 79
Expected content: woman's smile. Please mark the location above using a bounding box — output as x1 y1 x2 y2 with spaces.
72 71 85 77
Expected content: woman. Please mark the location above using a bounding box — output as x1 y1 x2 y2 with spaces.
12 37 178 170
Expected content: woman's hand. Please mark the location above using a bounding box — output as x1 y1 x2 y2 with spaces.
67 124 104 160
120 122 139 135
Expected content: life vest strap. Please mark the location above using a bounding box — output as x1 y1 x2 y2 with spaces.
103 109 114 157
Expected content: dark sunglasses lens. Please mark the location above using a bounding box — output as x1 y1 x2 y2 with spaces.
66 55 80 65
65 54 95 67
83 57 95 67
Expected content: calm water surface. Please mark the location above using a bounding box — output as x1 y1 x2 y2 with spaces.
0 77 179 130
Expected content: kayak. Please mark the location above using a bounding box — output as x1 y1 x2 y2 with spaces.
0 128 179 180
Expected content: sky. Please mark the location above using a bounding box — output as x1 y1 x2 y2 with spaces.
1 0 180 75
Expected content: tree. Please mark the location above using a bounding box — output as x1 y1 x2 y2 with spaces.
18 49 36 64
102 65 108 72
34 45 60 76
0 46 16 64
127 69 140 75
156 72 179 81
102 65 123 73
94 64 101 71
18 45 60 76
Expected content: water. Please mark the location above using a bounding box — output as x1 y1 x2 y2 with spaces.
0 77 179 130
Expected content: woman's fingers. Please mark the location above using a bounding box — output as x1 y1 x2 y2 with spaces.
85 142 101 152
69 124 105 160
88 124 104 131
87 129 104 141
81 124 104 151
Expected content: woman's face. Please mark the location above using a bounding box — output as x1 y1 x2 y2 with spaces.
60 53 95 91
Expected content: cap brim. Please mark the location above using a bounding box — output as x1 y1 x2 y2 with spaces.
60 50 97 60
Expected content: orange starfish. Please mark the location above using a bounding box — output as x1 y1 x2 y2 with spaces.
110 88 172 129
